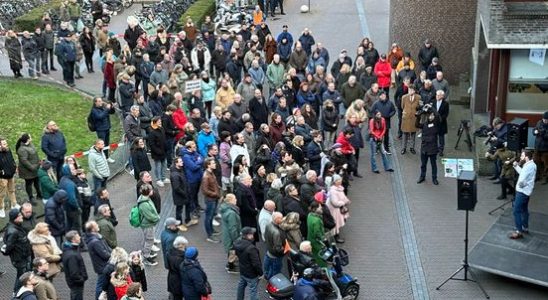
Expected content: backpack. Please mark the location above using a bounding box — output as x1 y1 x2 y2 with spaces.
129 201 144 227
87 111 96 132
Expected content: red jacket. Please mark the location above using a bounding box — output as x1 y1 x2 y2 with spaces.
336 132 355 155
104 62 116 89
369 117 386 141
374 60 391 88
173 108 188 140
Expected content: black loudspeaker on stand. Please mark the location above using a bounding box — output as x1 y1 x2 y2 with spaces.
437 171 489 299
506 118 528 152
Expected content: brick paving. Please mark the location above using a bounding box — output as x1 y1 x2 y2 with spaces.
2 0 548 299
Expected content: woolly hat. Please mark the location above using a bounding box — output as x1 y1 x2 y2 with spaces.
185 247 198 259
543 111 548 120
9 208 20 222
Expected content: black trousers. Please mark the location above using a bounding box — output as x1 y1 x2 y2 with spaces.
24 177 42 200
63 61 75 84
420 152 438 180
84 51 94 71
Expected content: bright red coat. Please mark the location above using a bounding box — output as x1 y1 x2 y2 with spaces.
374 60 391 88
104 62 116 89
336 132 355 155
369 117 386 141
173 108 188 140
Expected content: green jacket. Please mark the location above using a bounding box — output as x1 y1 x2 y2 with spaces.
220 202 241 252
266 62 285 89
17 143 40 180
486 148 516 179
38 168 58 199
96 214 117 249
307 212 326 267
137 195 160 228
67 2 81 19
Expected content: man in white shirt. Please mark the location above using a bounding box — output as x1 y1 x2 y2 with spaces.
509 149 537 239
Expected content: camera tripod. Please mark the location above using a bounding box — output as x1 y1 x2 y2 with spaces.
436 210 490 299
455 120 473 152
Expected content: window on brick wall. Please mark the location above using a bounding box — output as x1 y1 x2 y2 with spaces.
507 49 548 114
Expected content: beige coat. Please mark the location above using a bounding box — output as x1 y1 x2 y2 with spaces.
401 94 421 133
27 230 62 278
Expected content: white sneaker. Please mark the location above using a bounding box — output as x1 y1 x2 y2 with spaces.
107 158 116 163
213 219 220 227
163 178 171 184
154 238 161 244
156 180 165 187
151 245 160 252
129 169 135 176
0 209 5 218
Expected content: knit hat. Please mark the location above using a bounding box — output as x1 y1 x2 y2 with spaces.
8 208 20 222
185 247 198 259
544 111 548 120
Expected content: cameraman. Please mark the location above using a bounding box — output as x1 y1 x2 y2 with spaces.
368 110 394 173
416 110 440 185
485 141 516 200
487 117 508 183
533 111 548 184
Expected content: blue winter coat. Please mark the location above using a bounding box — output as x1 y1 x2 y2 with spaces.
91 105 114 131
41 130 67 160
297 90 317 108
44 190 67 237
277 42 292 61
180 258 209 300
293 278 319 300
197 130 216 157
84 232 112 274
298 34 315 56
344 123 364 148
57 39 76 62
161 228 179 268
59 166 80 211
181 148 204 184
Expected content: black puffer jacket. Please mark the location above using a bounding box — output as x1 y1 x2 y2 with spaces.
234 237 263 278
534 119 548 152
4 221 32 266
45 190 68 237
62 242 88 288
170 166 188 206
167 248 185 296
0 149 16 179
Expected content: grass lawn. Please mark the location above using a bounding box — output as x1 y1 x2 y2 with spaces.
0 78 122 160
0 78 122 229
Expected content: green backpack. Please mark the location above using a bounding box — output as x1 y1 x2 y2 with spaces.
129 202 144 227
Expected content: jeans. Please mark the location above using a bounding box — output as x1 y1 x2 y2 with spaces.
263 254 283 280
93 176 108 191
26 55 37 77
142 226 155 257
513 191 530 232
70 285 84 300
420 152 437 180
95 273 106 299
188 182 201 213
96 130 111 158
176 203 193 224
40 49 48 72
369 138 392 171
438 133 445 152
50 158 64 181
165 137 175 168
204 199 218 237
237 275 259 300
153 159 167 181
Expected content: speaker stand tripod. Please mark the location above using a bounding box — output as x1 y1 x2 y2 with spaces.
455 120 473 152
436 210 490 299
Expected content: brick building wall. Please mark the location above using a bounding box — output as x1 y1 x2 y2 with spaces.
389 0 477 83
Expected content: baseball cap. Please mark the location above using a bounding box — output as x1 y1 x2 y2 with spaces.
165 217 181 227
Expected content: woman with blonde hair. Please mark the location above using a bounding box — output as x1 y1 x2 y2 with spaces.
100 247 129 300
27 222 62 278
291 135 306 167
111 262 133 300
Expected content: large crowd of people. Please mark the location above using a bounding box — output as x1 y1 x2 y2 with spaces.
1 0 548 299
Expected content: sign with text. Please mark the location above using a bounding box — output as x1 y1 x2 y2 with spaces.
442 158 474 178
185 80 202 93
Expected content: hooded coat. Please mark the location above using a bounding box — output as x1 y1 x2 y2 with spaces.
44 190 67 237
27 229 62 277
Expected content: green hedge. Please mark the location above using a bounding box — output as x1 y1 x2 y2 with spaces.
14 0 64 32
178 0 216 30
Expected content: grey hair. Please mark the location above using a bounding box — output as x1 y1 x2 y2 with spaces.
173 236 189 249
130 105 140 111
98 204 110 215
305 170 317 180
